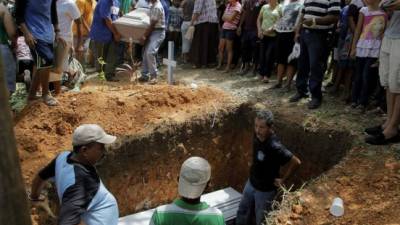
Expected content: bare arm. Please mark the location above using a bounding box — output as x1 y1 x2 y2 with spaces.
105 18 121 41
0 5 16 41
281 156 301 182
222 10 239 22
30 174 48 200
350 12 363 57
75 18 83 50
257 9 262 35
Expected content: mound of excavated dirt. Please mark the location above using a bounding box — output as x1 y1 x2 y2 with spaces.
15 84 236 185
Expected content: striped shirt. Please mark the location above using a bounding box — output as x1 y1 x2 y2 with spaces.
150 199 226 225
193 0 219 24
302 0 341 30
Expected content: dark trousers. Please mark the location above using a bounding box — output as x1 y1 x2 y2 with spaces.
296 29 329 100
351 57 378 106
241 30 258 64
91 40 118 79
190 22 219 67
258 36 276 77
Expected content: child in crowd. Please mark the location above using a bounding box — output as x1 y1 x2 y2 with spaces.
15 36 34 91
330 0 354 101
180 0 194 64
217 0 242 72
168 0 183 54
350 0 387 113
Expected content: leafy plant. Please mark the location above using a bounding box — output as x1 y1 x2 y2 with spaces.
97 57 106 81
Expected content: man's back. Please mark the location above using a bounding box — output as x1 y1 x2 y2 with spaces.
150 199 225 225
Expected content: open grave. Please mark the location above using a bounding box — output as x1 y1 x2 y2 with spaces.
15 84 352 225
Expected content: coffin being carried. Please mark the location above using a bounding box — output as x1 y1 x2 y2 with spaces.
113 8 150 43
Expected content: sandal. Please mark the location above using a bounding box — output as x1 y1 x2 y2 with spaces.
42 95 59 106
365 132 400 145
262 77 269 83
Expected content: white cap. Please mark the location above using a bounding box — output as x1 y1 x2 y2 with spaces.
178 157 211 199
72 124 117 146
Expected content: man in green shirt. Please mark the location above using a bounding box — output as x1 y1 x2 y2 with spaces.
150 157 225 225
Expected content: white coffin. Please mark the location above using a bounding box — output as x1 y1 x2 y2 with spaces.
114 8 150 43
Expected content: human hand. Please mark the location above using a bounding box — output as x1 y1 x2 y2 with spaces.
258 30 263 39
114 32 121 42
24 30 37 49
274 178 284 188
237 27 242 36
139 36 146 45
303 19 313 27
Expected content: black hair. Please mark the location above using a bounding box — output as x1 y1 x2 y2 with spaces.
73 142 96 153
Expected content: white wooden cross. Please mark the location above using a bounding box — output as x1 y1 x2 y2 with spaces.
163 41 176 85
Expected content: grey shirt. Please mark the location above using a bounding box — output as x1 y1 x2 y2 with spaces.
385 11 400 39
182 0 194 21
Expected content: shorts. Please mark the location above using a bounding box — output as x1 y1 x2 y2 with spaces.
30 39 54 69
49 41 72 82
0 44 16 93
379 36 400 93
275 32 297 67
220 29 237 41
55 41 72 72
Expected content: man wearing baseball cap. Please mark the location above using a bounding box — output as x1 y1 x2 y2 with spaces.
29 124 119 225
150 157 225 225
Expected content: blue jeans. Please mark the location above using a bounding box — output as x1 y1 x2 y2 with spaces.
142 29 166 78
1 44 16 93
236 181 276 225
351 57 378 106
296 29 329 100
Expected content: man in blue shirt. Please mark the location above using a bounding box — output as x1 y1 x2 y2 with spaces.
16 0 61 106
90 0 122 81
29 124 119 225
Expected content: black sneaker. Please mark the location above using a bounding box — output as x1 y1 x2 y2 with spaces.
289 93 307 102
138 75 149 82
365 125 383 136
365 132 400 145
308 98 321 109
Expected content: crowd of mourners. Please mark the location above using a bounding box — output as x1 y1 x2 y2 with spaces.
1 0 400 143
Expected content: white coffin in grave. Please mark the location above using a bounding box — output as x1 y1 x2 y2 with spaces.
118 187 242 225
113 8 150 43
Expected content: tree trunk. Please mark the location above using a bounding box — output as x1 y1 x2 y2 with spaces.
0 49 32 225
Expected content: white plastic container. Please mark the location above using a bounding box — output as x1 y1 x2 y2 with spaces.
113 8 150 43
330 197 344 217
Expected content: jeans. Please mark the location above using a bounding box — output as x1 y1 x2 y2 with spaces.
258 36 276 77
241 30 258 64
1 44 16 93
142 29 166 78
236 180 276 225
296 29 329 100
351 57 378 106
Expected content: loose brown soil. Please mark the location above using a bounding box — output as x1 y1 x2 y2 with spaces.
15 82 236 186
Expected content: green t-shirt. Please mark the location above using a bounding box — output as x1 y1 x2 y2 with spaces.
259 4 282 37
150 199 226 225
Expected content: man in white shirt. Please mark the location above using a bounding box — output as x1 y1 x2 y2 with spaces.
53 0 82 94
